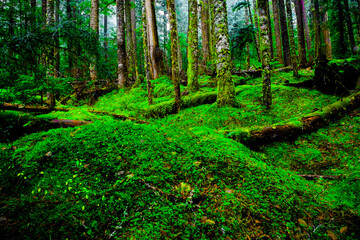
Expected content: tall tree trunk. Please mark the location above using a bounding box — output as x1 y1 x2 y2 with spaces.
248 0 261 63
258 0 271 109
90 0 99 81
320 3 332 59
117 0 128 87
104 12 108 59
125 0 136 82
272 0 283 64
214 0 235 107
253 0 262 63
54 0 60 78
278 0 291 66
145 0 162 79
142 0 153 105
313 0 325 61
245 2 251 69
357 0 360 40
303 0 312 63
201 0 211 73
46 0 55 107
66 0 73 75
294 0 307 66
286 0 299 77
187 0 199 92
167 0 181 112
344 0 355 51
266 0 274 59
131 1 139 79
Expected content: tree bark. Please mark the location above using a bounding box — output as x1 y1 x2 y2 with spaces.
167 0 181 113
344 0 355 51
104 11 108 59
54 0 60 78
90 0 99 81
142 0 153 105
125 0 136 82
200 0 211 73
145 0 162 80
46 0 55 107
258 0 272 108
248 0 261 63
187 0 200 92
66 0 73 74
117 0 128 87
294 0 307 66
214 0 235 107
266 0 274 59
286 0 299 77
272 0 283 64
131 1 139 79
320 6 332 59
278 0 291 66
245 2 251 69
303 0 313 63
252 0 262 63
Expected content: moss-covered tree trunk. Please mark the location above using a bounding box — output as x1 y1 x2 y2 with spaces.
145 0 163 80
214 0 235 107
257 0 272 108
252 0 262 63
125 0 136 82
245 2 251 70
266 0 274 59
46 0 55 107
187 0 200 92
90 0 99 81
344 0 355 51
200 0 211 74
320 4 332 59
294 0 307 66
142 0 153 105
167 0 181 113
286 0 299 77
54 0 60 79
116 0 128 87
131 1 139 80
303 0 313 64
278 0 291 66
272 0 283 64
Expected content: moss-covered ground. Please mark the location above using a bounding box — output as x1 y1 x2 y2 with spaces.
1 69 359 239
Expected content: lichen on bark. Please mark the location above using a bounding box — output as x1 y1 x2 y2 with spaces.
257 0 272 108
187 0 200 92
214 0 235 107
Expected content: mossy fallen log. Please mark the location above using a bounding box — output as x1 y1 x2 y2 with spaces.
88 110 149 124
49 119 93 127
0 103 69 113
232 67 292 78
225 91 360 145
297 174 341 180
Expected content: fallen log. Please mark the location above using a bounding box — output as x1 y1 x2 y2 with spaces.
49 119 93 127
88 110 149 124
0 103 69 113
232 67 293 78
297 174 341 180
225 91 360 145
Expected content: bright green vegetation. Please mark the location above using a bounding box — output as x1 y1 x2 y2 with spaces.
1 70 360 239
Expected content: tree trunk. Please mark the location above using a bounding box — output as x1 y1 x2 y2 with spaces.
187 0 200 92
278 0 291 66
272 0 283 64
321 6 332 59
266 0 274 59
145 0 162 80
142 0 153 105
344 0 355 51
66 0 73 75
303 0 313 63
336 0 346 54
90 0 99 81
258 0 272 108
46 0 55 107
200 0 211 73
253 0 262 63
286 0 299 77
116 0 128 87
131 1 139 79
167 0 181 113
214 0 235 107
245 2 251 69
104 11 108 59
248 0 261 63
125 0 136 82
294 0 307 66
54 0 60 78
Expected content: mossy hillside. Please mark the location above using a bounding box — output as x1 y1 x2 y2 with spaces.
153 84 339 132
1 120 356 239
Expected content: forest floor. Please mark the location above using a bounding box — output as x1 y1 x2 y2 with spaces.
0 69 360 239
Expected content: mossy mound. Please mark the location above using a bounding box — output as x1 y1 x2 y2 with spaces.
1 121 359 239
